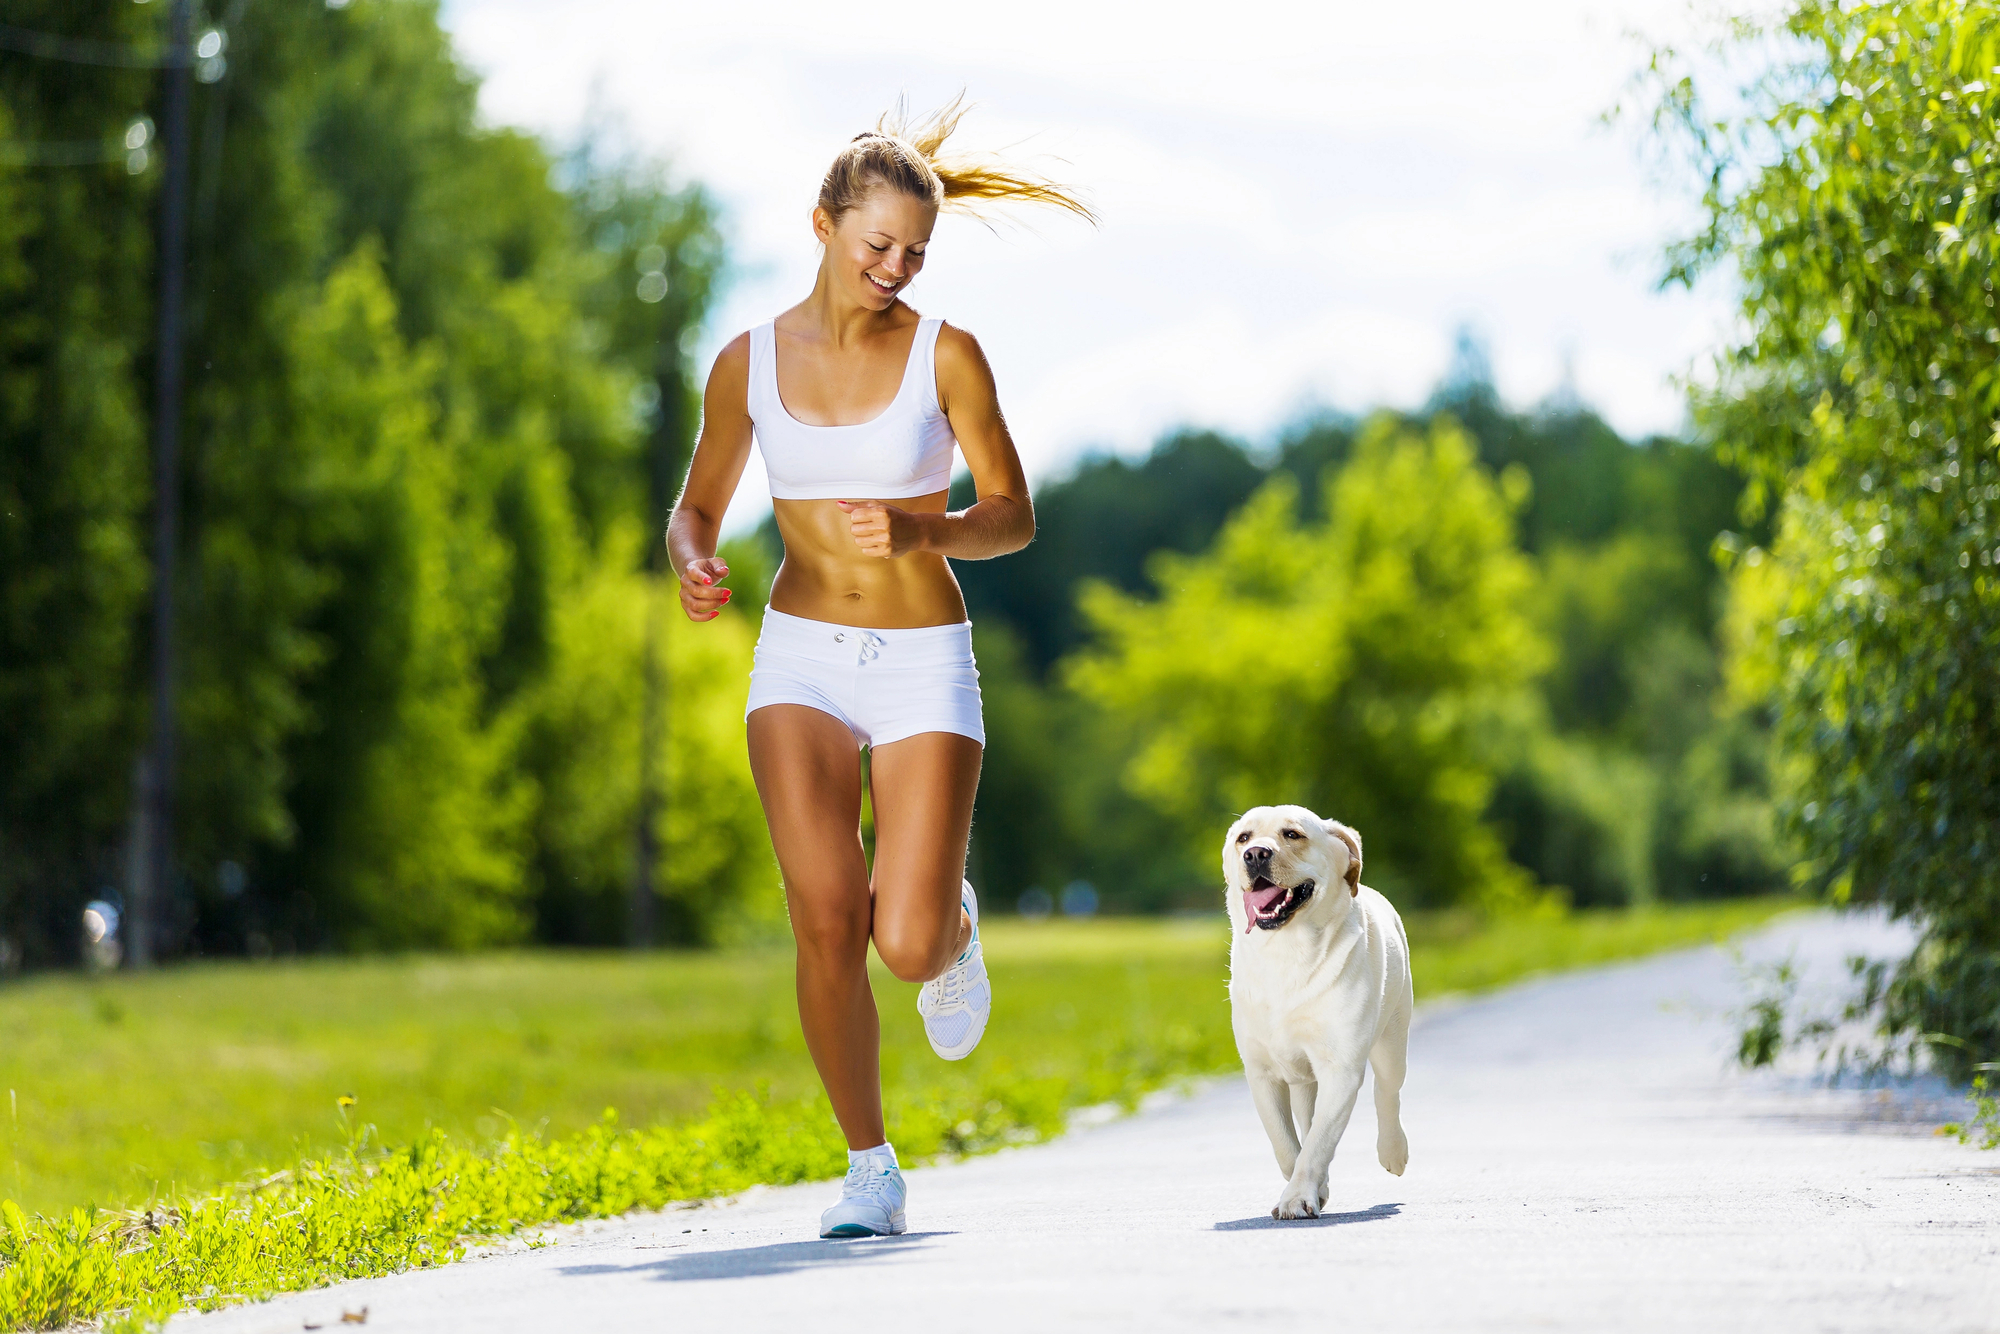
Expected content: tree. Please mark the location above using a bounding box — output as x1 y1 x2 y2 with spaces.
950 429 1268 675
0 4 170 965
1067 416 1548 909
0 1 751 959
1653 0 2000 1076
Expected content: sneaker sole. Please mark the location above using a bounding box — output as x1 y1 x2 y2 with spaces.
923 881 988 1061
821 1210 907 1239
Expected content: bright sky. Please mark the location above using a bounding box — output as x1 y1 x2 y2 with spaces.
440 0 1732 532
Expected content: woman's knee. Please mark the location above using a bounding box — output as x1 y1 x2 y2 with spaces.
872 912 954 983
788 889 871 964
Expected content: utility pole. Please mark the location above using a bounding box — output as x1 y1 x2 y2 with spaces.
135 0 194 968
630 254 684 950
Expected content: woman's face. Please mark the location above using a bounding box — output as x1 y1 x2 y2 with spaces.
814 187 936 311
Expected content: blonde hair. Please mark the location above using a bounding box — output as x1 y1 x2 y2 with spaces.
817 96 1097 227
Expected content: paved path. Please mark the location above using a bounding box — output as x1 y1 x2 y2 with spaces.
177 912 1998 1334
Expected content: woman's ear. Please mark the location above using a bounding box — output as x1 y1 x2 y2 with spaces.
1326 820 1362 896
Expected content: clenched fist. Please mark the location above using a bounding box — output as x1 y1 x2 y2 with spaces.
836 500 926 558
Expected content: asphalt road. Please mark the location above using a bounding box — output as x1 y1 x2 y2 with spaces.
175 911 1999 1334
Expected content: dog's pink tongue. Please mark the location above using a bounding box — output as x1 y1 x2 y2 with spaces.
1242 882 1287 932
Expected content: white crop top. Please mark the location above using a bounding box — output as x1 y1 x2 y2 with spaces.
747 317 958 501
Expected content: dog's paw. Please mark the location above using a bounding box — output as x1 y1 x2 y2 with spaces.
1378 1127 1409 1176
1272 1187 1321 1220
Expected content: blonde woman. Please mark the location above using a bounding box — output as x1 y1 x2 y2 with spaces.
668 102 1091 1238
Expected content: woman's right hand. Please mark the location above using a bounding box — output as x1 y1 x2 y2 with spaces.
677 556 732 621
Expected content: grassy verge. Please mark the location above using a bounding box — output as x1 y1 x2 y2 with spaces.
0 897 1798 1330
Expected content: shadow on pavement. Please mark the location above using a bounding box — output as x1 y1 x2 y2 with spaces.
1213 1202 1402 1231
558 1232 949 1283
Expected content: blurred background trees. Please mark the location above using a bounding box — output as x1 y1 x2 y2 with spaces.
1654 0 2000 1079
0 1 762 964
939 374 1785 916
2 0 1804 968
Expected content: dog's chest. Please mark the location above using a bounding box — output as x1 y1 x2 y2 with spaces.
1228 927 1371 1068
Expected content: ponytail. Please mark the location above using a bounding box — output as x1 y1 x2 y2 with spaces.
816 95 1096 227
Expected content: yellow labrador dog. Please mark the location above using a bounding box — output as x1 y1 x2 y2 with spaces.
1224 805 1412 1219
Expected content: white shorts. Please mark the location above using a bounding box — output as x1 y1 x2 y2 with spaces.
745 606 985 749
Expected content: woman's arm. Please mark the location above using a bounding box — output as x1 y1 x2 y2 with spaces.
667 334 754 621
840 324 1035 561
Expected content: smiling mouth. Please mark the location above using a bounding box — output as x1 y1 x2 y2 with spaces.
865 273 901 295
1243 877 1316 933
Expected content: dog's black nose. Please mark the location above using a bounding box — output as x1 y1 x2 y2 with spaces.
1243 844 1272 872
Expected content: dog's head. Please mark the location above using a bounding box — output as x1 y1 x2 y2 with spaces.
1221 805 1363 936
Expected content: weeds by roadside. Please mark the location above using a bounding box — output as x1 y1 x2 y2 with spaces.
1731 948 1998 1151
0 1073 1104 1334
1939 1076 2000 1152
0 900 1799 1331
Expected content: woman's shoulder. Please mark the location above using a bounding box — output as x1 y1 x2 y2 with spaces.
702 331 754 403
710 329 755 369
932 320 991 375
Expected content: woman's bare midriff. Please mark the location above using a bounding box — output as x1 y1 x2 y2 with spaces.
767 491 969 629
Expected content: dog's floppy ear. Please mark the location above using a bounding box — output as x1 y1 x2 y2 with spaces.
1326 820 1362 896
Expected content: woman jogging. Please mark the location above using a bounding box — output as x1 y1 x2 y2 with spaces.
666 101 1092 1239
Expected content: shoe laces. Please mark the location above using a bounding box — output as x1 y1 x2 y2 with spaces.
842 1160 898 1202
929 950 973 1006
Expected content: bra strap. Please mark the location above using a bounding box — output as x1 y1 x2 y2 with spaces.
747 320 778 418
916 318 945 410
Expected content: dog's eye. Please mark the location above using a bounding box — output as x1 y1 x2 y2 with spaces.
1282 829 1302 840
1235 831 1252 845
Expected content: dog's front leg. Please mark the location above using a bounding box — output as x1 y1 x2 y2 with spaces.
1272 1063 1365 1220
1246 1073 1301 1179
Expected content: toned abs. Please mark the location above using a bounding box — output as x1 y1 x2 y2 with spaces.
768 492 968 628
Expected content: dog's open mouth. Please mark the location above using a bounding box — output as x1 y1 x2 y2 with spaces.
1243 876 1316 933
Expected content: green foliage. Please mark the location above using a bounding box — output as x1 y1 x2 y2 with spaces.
518 534 777 947
1733 958 1799 1068
0 2 740 956
955 375 1781 914
1939 1076 2000 1150
0 5 157 960
0 902 1794 1328
951 429 1268 673
1068 417 1546 908
1654 0 2000 1078
273 247 531 949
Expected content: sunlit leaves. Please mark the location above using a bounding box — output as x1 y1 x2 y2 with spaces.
1067 416 1546 909
1660 0 2000 1076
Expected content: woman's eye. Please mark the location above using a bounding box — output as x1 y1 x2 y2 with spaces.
867 243 887 253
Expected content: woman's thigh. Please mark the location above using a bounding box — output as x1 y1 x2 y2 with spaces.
866 730 983 981
746 705 870 959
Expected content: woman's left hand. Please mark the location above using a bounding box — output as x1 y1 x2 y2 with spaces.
837 500 926 559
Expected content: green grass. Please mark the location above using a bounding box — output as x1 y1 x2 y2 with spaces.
0 898 1798 1331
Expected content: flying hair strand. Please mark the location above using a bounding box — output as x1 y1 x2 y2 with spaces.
816 94 1097 228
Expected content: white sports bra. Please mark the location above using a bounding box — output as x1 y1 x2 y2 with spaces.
747 317 958 501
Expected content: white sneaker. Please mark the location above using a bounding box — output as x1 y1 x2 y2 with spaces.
917 880 990 1060
819 1149 907 1239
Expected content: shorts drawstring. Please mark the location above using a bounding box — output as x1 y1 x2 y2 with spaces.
748 609 984 747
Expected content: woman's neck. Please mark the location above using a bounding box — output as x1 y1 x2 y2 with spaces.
799 269 900 348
